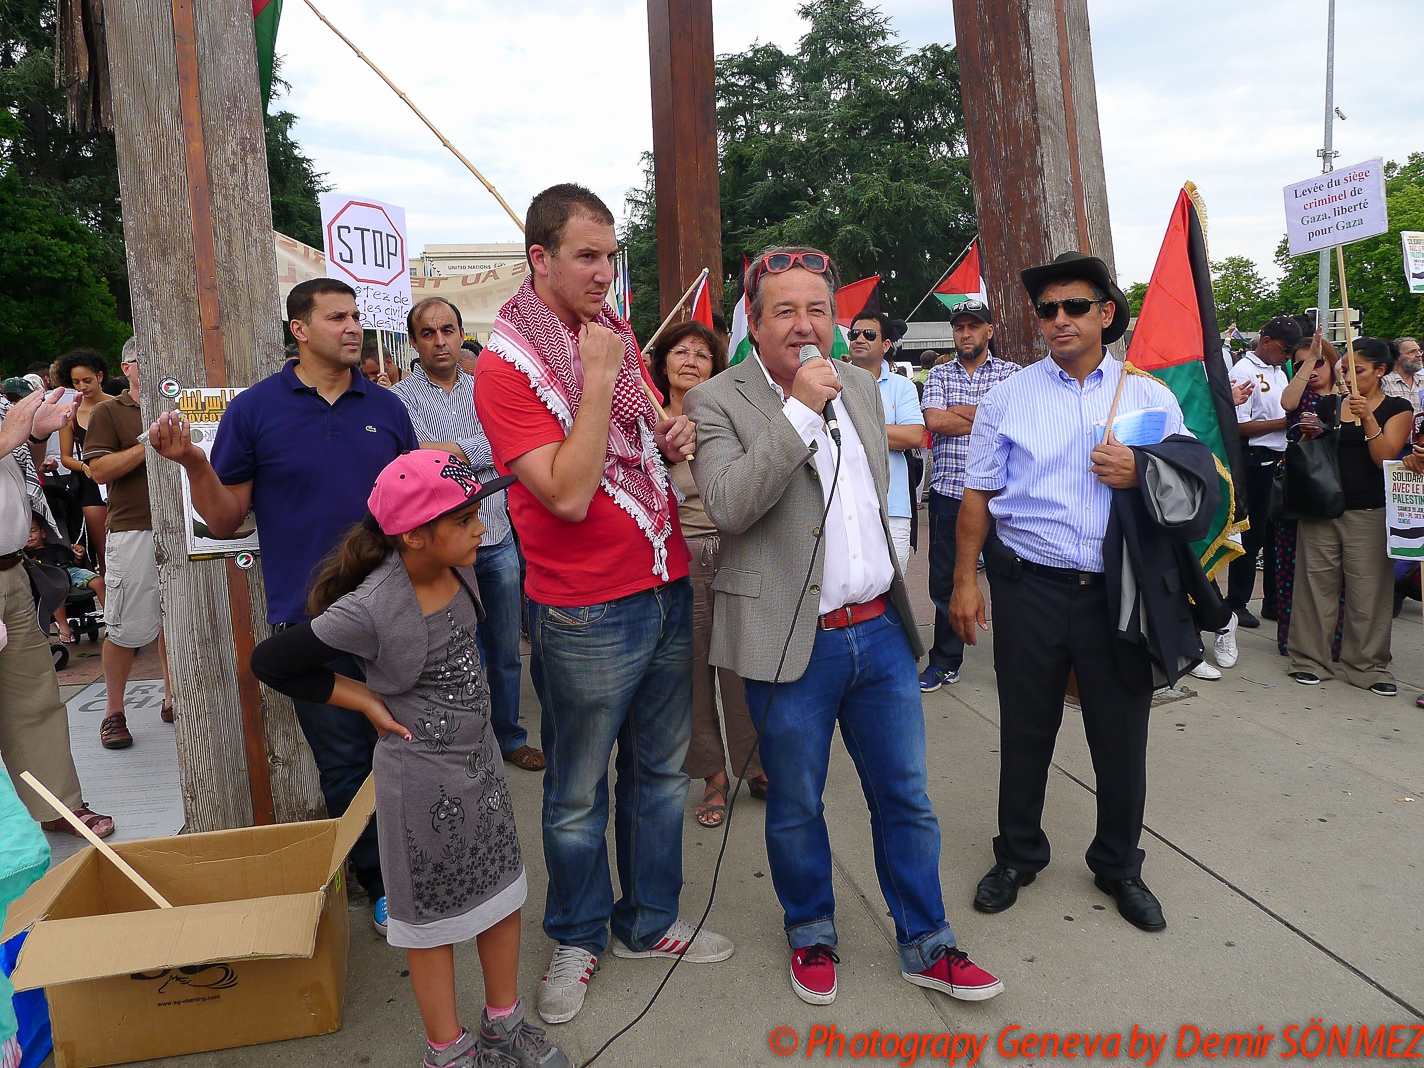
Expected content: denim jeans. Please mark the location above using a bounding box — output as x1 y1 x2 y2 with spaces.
742 604 955 973
529 579 693 956
474 533 527 755
290 654 384 900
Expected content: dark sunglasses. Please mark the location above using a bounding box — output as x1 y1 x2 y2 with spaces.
847 328 878 341
1033 298 1104 320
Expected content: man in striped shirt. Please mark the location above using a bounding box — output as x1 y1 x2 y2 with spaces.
392 297 544 771
952 252 1185 935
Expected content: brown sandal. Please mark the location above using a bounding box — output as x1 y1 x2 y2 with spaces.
42 806 115 839
747 775 769 800
100 714 133 750
504 744 546 771
695 781 729 828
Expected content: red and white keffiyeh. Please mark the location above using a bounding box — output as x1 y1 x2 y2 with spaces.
486 276 674 579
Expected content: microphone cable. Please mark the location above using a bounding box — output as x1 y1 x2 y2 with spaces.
579 424 844 1068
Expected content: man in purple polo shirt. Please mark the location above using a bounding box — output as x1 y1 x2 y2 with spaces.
149 278 417 933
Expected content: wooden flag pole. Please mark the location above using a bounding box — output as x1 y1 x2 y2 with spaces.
1101 359 1132 446
301 0 526 234
21 772 173 909
641 268 710 358
1335 244 1359 398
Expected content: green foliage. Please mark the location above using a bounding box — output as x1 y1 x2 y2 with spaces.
1124 281 1148 317
267 59 330 248
0 169 129 374
1270 153 1424 339
621 0 975 340
1210 255 1273 331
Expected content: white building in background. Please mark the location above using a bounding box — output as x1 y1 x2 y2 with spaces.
410 243 526 278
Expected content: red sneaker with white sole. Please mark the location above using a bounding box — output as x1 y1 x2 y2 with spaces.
790 944 839 1005
902 945 1004 1001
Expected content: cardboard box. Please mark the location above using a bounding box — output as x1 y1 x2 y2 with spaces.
1 777 374 1068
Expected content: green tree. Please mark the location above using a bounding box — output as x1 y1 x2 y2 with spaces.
622 0 975 340
1210 254 1274 331
1270 153 1424 339
266 58 330 248
1123 280 1148 317
0 169 129 373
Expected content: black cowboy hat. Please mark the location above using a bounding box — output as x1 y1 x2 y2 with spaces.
1020 251 1131 344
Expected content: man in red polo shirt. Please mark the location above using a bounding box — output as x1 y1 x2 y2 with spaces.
476 183 732 1026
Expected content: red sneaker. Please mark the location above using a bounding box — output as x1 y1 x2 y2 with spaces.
902 946 1004 1001
790 944 839 1005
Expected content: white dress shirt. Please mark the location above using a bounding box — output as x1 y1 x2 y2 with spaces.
756 357 895 614
1230 351 1288 451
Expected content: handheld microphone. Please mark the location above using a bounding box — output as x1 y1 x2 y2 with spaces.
798 343 842 446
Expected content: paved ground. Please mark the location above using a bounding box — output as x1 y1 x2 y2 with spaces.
36 533 1424 1067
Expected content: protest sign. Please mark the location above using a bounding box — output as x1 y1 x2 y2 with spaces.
319 193 412 332
169 386 261 559
1282 158 1389 258
1403 231 1424 296
1385 460 1424 560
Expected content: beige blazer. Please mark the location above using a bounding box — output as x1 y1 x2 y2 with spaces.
684 357 922 683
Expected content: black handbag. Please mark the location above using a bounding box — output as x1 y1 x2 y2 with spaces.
1269 423 1345 522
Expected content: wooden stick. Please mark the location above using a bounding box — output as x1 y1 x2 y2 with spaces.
641 268 710 357
1335 244 1359 398
1101 358 1132 445
300 0 526 234
21 771 173 909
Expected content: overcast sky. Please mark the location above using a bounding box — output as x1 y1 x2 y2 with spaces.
276 0 1424 293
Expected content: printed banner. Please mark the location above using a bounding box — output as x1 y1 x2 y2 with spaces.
168 386 261 560
1282 158 1389 258
1385 460 1424 559
1402 231 1424 296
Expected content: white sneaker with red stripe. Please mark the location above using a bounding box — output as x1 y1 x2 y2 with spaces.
535 945 598 1025
610 918 734 963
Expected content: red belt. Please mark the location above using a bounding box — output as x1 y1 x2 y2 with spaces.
0 552 23 572
818 595 887 630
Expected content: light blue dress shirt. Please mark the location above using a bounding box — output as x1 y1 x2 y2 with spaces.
964 353 1188 572
875 360 926 519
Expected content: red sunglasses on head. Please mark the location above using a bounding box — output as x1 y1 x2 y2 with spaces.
749 251 830 294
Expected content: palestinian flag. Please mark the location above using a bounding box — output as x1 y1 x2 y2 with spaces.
690 272 714 330
933 240 987 311
728 257 753 366
253 0 282 108
1125 184 1247 577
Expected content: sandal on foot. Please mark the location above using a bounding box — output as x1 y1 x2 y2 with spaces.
41 806 115 839
59 632 78 645
748 775 768 800
161 700 174 723
504 744 546 771
100 714 133 750
695 781 729 828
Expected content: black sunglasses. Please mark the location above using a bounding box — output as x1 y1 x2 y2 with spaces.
847 328 878 341
1034 298 1104 320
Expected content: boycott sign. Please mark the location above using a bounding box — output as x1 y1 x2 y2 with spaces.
319 193 412 332
1283 158 1389 258
1385 460 1424 560
1403 231 1424 296
174 388 261 560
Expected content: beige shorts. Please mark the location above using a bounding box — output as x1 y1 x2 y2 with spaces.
105 529 161 649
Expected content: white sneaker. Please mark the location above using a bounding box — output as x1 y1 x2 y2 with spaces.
536 945 597 1025
1190 660 1222 680
610 918 734 963
1213 614 1239 669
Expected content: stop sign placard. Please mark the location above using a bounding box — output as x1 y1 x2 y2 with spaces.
319 193 412 332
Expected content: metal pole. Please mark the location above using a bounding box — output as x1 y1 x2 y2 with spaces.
1314 0 1337 331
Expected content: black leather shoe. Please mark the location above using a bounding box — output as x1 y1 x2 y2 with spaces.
973 864 1036 913
1234 608 1261 629
1094 875 1167 931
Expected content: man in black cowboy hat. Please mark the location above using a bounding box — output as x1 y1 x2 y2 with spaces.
949 251 1188 933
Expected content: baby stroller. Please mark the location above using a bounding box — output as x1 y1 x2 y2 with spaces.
27 556 74 672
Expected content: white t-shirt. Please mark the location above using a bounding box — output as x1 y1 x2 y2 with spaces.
1231 351 1288 451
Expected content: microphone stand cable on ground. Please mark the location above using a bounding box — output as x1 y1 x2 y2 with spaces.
579 401 844 1068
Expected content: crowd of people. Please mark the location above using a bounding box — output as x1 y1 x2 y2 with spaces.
1 178 1418 1068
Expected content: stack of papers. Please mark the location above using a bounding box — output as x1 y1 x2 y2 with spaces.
1094 407 1169 447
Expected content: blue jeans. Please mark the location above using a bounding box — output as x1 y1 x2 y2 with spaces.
291 654 384 900
742 604 955 973
474 534 527 755
529 580 693 956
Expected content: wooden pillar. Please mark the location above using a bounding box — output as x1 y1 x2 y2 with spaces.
952 0 1117 365
105 0 323 830
647 0 723 321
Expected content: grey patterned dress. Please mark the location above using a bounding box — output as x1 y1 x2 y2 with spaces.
311 554 525 949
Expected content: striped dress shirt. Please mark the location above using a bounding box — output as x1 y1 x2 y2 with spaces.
964 353 1188 573
391 363 511 545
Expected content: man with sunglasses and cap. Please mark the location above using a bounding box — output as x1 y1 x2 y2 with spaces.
686 245 1004 1008
919 298 1018 692
846 310 925 572
951 252 1189 933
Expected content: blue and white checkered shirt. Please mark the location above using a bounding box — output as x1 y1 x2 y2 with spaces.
391 363 510 546
921 355 1019 499
964 353 1188 573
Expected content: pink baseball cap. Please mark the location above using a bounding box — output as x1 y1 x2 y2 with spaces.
367 450 515 535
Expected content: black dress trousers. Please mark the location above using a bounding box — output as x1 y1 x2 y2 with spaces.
986 564 1156 881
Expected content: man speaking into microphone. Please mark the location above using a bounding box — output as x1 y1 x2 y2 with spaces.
685 246 1003 1007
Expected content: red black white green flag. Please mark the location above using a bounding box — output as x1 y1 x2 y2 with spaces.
253 0 282 108
1125 184 1247 577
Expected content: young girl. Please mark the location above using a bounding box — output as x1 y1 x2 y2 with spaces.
55 350 111 572
251 451 567 1068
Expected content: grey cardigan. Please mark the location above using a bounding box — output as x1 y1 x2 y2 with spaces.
684 358 922 682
